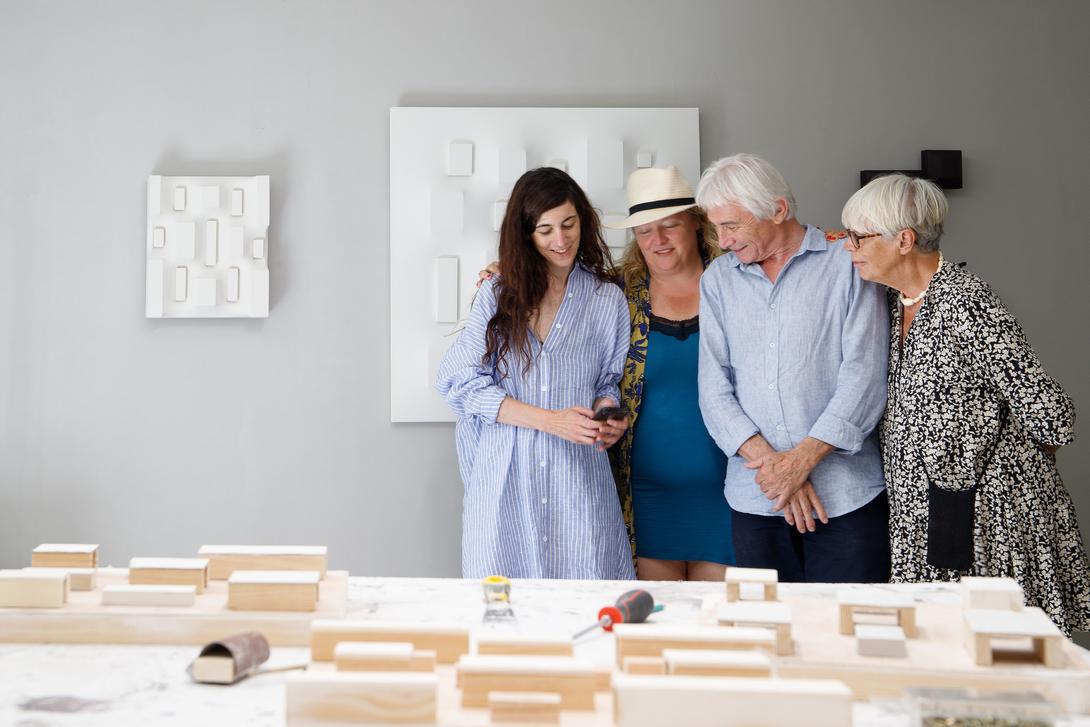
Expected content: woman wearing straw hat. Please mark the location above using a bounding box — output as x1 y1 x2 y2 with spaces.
482 166 734 580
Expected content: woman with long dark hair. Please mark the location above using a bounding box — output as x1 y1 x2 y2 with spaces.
436 167 634 579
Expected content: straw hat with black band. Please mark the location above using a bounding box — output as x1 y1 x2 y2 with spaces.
605 165 698 229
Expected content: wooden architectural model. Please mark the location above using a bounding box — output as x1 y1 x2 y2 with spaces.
963 606 1065 668
227 570 320 612
622 655 667 675
717 600 793 655
22 567 94 591
837 588 917 637
310 620 470 664
129 558 209 593
725 566 778 602
961 576 1024 611
612 674 852 727
31 543 98 569
855 624 907 658
198 545 328 580
284 671 437 726
475 632 573 657
488 691 561 724
333 642 436 672
662 648 773 677
613 623 776 667
102 584 197 607
0 569 68 608
456 654 597 709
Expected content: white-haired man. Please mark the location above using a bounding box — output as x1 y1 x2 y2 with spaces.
695 153 890 582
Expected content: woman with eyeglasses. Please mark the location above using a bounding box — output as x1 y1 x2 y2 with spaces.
841 173 1089 634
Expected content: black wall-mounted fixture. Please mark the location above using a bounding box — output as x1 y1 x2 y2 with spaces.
860 150 962 189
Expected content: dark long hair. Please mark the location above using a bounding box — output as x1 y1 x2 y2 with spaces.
484 167 616 378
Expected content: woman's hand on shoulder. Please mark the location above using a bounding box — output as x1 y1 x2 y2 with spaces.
546 407 601 445
476 260 501 288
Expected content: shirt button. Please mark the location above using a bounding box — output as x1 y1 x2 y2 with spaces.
542 536 548 543
541 497 548 504
541 384 548 391
555 323 563 329
770 303 777 310
539 460 547 467
567 293 573 298
769 342 776 348
777 424 785 431
768 383 776 390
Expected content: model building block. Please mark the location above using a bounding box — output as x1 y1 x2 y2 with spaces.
456 655 596 709
855 624 907 658
963 607 1065 668
612 674 852 727
334 642 436 672
837 588 917 637
663 648 773 677
961 576 1024 611
613 623 776 667
31 543 98 569
488 691 561 724
475 632 573 657
725 566 778 602
129 558 209 593
0 569 68 608
22 567 95 591
102 584 197 607
717 600 793 655
285 671 437 726
227 570 320 612
198 545 328 580
311 620 470 664
622 656 667 675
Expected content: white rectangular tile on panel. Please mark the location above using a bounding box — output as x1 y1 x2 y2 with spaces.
205 220 218 266
389 107 700 421
434 256 459 323
447 141 474 176
636 149 655 168
491 200 507 232
146 175 270 318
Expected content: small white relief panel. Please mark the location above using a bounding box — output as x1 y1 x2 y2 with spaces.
389 107 700 421
146 175 270 318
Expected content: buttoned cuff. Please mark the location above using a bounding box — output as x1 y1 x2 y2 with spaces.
723 424 760 458
594 384 621 406
808 412 863 454
470 387 507 425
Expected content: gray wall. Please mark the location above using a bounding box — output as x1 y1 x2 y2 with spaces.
1 0 1087 575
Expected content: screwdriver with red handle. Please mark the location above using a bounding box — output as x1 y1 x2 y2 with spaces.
572 589 663 639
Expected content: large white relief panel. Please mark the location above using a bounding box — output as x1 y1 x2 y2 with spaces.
146 175 270 318
390 107 700 422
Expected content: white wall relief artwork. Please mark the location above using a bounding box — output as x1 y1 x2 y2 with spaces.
146 175 270 318
389 107 700 422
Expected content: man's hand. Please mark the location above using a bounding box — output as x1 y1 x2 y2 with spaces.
745 437 833 511
781 481 829 533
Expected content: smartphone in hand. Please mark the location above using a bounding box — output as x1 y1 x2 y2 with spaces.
591 405 626 422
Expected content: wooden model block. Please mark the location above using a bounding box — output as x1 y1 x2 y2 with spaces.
489 691 561 724
0 569 68 608
285 671 437 726
663 648 773 677
22 567 95 591
623 655 666 675
476 632 573 657
198 545 328 580
613 623 776 668
228 570 320 612
855 624 907 658
129 558 209 593
311 620 470 664
102 584 197 607
457 655 596 709
31 543 98 569
612 674 852 727
593 666 612 691
725 566 778 602
963 607 1065 668
334 642 436 672
837 588 917 637
961 576 1024 611
717 601 793 655
191 655 235 684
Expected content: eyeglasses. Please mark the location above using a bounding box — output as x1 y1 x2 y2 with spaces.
845 229 883 251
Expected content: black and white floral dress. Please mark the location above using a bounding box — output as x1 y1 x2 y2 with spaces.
881 258 1090 635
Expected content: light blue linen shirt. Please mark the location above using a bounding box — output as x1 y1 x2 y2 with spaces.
436 264 635 580
698 225 889 518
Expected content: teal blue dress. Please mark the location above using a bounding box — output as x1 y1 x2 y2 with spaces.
630 314 734 564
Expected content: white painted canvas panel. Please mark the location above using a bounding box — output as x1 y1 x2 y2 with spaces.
389 107 700 422
146 175 270 318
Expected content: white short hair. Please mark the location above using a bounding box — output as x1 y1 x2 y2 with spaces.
695 153 797 221
841 174 948 252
